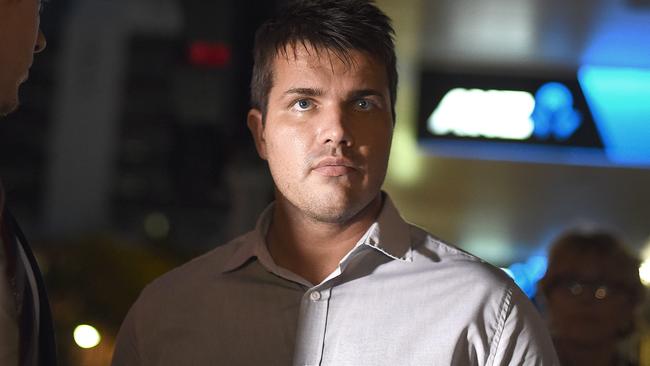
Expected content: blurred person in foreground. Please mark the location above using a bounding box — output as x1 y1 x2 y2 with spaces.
0 0 57 365
538 229 644 366
112 0 558 364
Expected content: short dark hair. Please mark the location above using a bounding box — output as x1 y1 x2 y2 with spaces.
250 0 397 119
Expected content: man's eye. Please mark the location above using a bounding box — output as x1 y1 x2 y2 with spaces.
294 99 313 111
355 99 372 111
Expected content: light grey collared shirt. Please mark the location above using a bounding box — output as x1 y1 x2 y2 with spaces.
112 195 559 366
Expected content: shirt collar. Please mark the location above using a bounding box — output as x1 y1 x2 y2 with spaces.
360 194 412 262
221 203 274 273
221 193 413 274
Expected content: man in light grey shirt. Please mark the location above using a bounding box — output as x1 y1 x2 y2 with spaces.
112 0 559 365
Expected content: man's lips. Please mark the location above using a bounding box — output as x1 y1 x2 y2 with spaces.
312 157 358 177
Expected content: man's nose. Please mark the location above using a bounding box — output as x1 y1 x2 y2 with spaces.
34 29 47 54
319 107 354 148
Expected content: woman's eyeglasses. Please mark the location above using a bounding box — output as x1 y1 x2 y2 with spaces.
551 278 630 301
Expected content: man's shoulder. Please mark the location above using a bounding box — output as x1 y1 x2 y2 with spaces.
408 224 515 290
406 225 554 356
139 231 254 300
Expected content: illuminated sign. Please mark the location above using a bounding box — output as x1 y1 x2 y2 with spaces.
532 82 582 141
418 68 650 168
427 82 584 142
578 65 650 166
428 88 535 140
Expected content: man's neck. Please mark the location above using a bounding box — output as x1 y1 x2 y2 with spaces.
266 194 383 285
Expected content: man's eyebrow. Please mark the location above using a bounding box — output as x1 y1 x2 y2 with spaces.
348 89 385 99
283 88 324 97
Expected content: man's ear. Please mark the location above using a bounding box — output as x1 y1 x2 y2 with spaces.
247 108 267 160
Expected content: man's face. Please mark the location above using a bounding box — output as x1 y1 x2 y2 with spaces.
248 45 393 224
0 0 47 117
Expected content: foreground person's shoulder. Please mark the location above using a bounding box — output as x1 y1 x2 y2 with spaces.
411 226 512 281
141 232 253 297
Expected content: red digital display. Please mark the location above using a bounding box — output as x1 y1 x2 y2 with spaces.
188 41 231 68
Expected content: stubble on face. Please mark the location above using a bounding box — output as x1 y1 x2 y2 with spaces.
288 146 368 224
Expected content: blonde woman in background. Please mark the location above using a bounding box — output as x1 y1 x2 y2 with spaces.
538 229 645 366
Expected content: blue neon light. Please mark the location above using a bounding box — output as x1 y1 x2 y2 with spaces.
504 255 548 298
578 65 650 166
532 82 582 141
582 19 650 70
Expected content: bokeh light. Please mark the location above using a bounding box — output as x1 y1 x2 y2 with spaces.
73 324 101 349
639 259 650 286
144 212 171 240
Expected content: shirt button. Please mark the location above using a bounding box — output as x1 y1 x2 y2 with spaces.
309 291 321 301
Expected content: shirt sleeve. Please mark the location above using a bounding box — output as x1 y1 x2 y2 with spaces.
488 284 560 366
112 299 143 366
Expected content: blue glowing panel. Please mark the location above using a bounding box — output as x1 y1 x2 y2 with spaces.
582 17 650 69
503 255 548 298
578 66 650 166
502 255 548 298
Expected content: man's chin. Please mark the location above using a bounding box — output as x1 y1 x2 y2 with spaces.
304 196 370 224
0 99 19 118
306 207 353 224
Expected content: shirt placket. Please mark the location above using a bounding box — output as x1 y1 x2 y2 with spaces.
292 286 332 366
